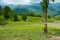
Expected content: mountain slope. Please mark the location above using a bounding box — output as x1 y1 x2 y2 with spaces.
1 3 60 16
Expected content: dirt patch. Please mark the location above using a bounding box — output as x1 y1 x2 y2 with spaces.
47 22 60 28
49 36 60 40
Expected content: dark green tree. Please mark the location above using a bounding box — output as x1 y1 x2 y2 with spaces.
13 14 19 21
3 6 12 19
40 0 54 33
3 6 19 21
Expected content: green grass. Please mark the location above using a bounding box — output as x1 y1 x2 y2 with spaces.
0 22 44 40
18 16 41 22
27 16 41 22
0 22 60 40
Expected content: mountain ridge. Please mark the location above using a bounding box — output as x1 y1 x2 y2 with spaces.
1 3 60 16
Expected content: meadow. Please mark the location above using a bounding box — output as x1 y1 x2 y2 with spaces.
0 16 60 40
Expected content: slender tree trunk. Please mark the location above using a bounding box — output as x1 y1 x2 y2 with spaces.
43 0 48 33
44 9 48 34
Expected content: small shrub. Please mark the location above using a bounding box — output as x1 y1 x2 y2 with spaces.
34 14 42 17
47 14 51 18
28 11 34 16
21 14 27 21
0 16 7 25
13 15 19 21
54 15 60 20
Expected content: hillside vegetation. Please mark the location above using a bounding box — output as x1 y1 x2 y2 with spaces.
0 5 60 40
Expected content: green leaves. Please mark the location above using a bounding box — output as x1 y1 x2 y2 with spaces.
40 1 44 11
40 1 44 8
40 0 49 11
40 0 55 11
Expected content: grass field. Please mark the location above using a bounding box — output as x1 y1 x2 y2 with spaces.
18 16 54 22
0 22 60 40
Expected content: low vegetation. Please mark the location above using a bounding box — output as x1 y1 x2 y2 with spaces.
54 14 60 20
0 22 59 40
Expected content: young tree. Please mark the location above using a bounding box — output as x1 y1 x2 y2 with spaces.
40 0 54 33
3 6 12 19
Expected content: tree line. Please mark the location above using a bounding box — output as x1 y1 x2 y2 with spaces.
0 5 44 25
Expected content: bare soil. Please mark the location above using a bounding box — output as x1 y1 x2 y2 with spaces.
49 36 60 40
47 21 60 28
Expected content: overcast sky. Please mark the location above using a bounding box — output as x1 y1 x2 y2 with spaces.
0 0 60 5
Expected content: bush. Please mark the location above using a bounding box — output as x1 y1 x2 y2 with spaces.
28 11 34 16
13 14 19 21
34 14 42 17
54 15 60 20
47 14 51 18
21 14 27 21
0 16 7 25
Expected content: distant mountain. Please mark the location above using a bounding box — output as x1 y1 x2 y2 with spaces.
1 3 60 16
13 7 29 14
48 3 60 16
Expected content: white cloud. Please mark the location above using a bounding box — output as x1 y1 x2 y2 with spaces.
30 0 40 3
0 0 60 5
2 0 31 5
55 0 60 2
